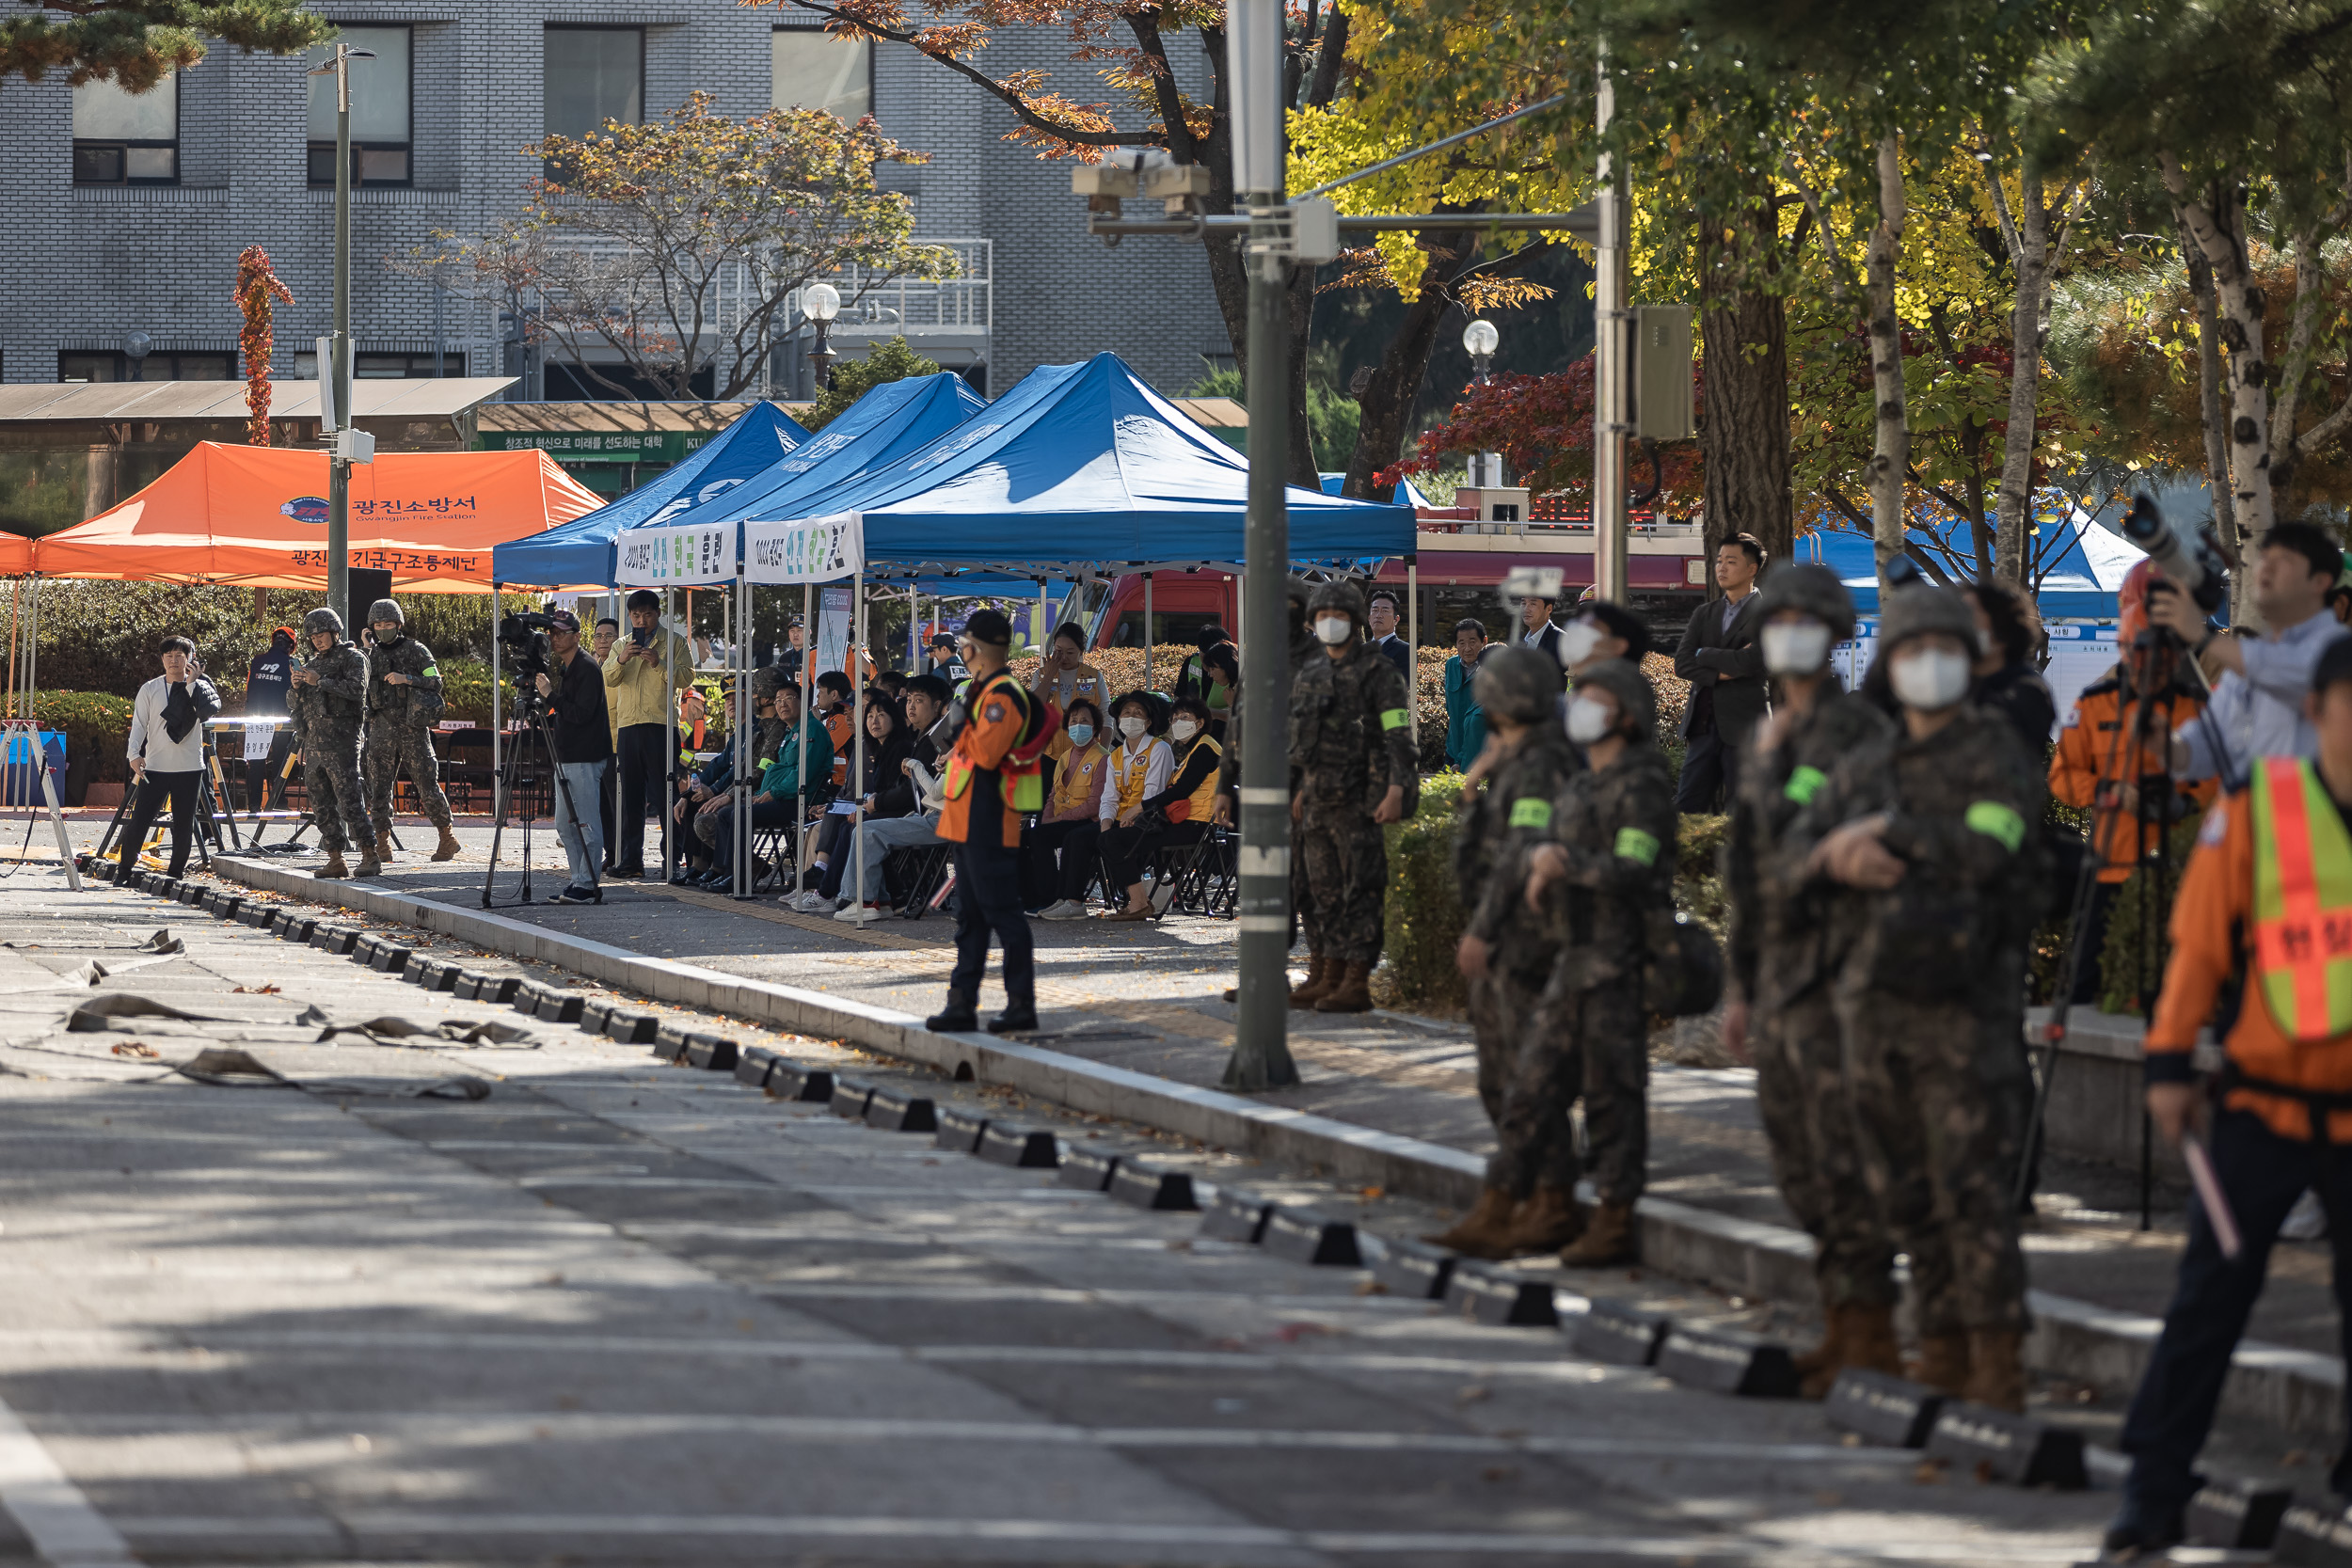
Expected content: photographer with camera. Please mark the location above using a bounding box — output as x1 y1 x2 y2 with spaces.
116 636 220 880
531 610 611 905
602 589 694 879
2155 520 2347 784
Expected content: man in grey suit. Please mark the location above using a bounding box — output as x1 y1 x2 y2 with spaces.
1673 532 1768 812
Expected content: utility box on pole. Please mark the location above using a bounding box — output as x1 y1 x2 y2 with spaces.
1632 305 1695 442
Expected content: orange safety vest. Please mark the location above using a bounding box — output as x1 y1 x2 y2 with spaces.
1168 734 1222 823
2250 755 2352 1041
939 670 1047 848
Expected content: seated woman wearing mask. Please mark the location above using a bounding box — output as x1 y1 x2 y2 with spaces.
1098 694 1223 920
1092 691 1176 922
1028 700 1112 918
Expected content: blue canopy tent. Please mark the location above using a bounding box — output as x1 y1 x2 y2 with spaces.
1793 512 2134 619
488 400 812 587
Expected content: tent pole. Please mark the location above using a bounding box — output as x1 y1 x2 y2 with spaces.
1143 571 1153 689
1407 556 1419 754
733 566 749 899
853 571 866 923
798 580 813 881
1037 577 1047 657
489 581 502 832
662 585 675 885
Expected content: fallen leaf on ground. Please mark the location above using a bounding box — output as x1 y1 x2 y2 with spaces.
230 985 280 995
109 1043 159 1059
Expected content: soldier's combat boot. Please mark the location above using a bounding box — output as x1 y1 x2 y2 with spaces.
373 830 395 863
1800 1303 1901 1400
1288 953 1333 1009
926 989 979 1033
1314 961 1374 1013
1499 1184 1585 1256
1557 1202 1637 1267
354 849 383 878
987 994 1039 1035
1422 1187 1519 1259
1908 1333 1971 1397
314 853 350 879
1961 1329 2026 1414
433 824 462 862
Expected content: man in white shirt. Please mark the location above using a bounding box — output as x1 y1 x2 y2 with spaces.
117 636 220 879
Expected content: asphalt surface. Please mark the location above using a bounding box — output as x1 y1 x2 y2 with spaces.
0 858 2165 1567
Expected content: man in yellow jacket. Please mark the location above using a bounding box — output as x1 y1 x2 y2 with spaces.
602 589 696 878
2104 635 2352 1558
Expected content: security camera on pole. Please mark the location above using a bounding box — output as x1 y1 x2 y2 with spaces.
306 39 378 627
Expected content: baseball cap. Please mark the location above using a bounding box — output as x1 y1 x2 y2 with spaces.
546 610 580 633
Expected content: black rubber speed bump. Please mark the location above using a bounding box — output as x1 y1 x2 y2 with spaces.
1108 1161 1197 1212
977 1123 1058 1168
684 1034 737 1071
1261 1207 1360 1267
449 970 485 1000
238 905 273 928
410 958 461 991
1199 1186 1276 1244
536 990 586 1023
580 1000 616 1034
829 1078 875 1118
350 934 386 965
864 1088 937 1133
934 1106 989 1152
604 1010 660 1044
1921 1401 2085 1489
476 974 522 1005
1444 1263 1559 1326
278 913 316 942
510 980 545 1014
1367 1236 1454 1300
313 925 359 956
1571 1297 1673 1368
1823 1368 1944 1448
2187 1476 2294 1550
768 1061 834 1102
369 942 412 973
650 1022 691 1060
734 1046 780 1088
2273 1500 2352 1563
176 883 204 906
1655 1325 1800 1399
1057 1145 1119 1191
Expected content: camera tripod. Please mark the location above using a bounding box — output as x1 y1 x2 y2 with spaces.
480 701 598 909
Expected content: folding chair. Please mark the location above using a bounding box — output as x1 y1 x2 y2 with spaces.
1163 826 1237 917
884 841 953 918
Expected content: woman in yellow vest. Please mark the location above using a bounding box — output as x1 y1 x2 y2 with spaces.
1026 700 1110 918
1100 694 1220 922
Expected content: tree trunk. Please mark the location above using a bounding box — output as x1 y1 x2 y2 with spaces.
1697 217 1791 570
2164 163 2273 567
1861 135 1910 585
1286 258 1319 486
2181 232 2238 566
1994 166 2048 584
2268 224 2326 515
1340 230 1479 499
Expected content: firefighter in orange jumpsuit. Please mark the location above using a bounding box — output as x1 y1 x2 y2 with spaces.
2103 635 2352 1558
2049 561 2213 1004
930 609 1051 1036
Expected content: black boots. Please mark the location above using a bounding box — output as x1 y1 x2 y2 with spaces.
987 996 1039 1035
927 989 979 1032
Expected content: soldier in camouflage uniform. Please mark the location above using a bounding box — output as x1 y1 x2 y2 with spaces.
362 598 462 865
288 607 371 879
1287 580 1420 1014
1794 585 2045 1412
1426 645 1585 1258
1721 564 1904 1397
1521 657 1677 1267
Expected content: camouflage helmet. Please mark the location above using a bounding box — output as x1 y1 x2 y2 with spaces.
1753 563 1854 644
1878 584 1979 657
303 607 344 639
1570 657 1656 738
366 597 404 628
1307 578 1369 630
1473 644 1563 724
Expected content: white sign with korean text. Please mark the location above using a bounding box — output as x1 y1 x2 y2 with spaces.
615 522 737 586
742 512 864 585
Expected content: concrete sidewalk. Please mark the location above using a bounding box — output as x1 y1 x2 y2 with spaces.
86 821 2348 1445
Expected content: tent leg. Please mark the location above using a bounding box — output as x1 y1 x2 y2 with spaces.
852 572 866 925
1143 570 1153 690
662 586 675 885
797 580 814 884
734 570 750 899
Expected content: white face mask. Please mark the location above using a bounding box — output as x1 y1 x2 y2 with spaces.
1889 647 1974 711
1168 720 1199 743
1119 716 1149 739
1760 621 1834 676
1565 695 1614 744
1314 615 1355 645
1557 618 1603 668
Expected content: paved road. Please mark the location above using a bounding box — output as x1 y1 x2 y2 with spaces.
0 862 2152 1566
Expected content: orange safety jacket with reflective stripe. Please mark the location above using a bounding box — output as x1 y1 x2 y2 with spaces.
2048 668 2214 883
2149 761 2352 1141
938 669 1046 849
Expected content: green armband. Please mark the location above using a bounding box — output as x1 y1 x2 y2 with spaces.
1613 826 1661 866
420 663 439 678
1380 707 1411 732
1508 798 1552 830
1783 765 1826 805
1965 800 2026 852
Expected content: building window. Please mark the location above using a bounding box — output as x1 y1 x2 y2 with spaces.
294 350 465 378
772 28 871 121
59 350 235 382
545 26 644 142
307 25 412 187
72 72 178 185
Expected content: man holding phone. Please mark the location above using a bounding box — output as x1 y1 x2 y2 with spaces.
118 636 220 879
602 589 694 877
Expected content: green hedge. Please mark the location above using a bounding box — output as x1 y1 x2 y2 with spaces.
21 690 135 782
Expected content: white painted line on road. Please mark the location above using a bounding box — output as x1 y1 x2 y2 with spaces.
0 1394 141 1567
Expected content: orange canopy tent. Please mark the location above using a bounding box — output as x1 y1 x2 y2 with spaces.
0 442 605 592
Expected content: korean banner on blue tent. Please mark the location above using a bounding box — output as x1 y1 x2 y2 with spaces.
744 513 864 585
616 521 735 586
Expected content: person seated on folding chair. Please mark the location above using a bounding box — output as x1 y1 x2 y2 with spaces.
679 680 789 882
1101 692 1218 923
695 678 831 892
796 693 914 911
1029 699 1111 919
834 676 954 923
815 671 856 791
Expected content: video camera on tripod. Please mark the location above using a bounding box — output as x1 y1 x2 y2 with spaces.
2120 494 2230 616
497 611 563 719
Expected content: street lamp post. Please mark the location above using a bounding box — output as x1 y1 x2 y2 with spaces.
1463 318 1501 487
803 283 842 393
307 41 375 626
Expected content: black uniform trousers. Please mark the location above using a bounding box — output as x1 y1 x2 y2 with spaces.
613 723 670 872
949 838 1036 1005
118 769 201 878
